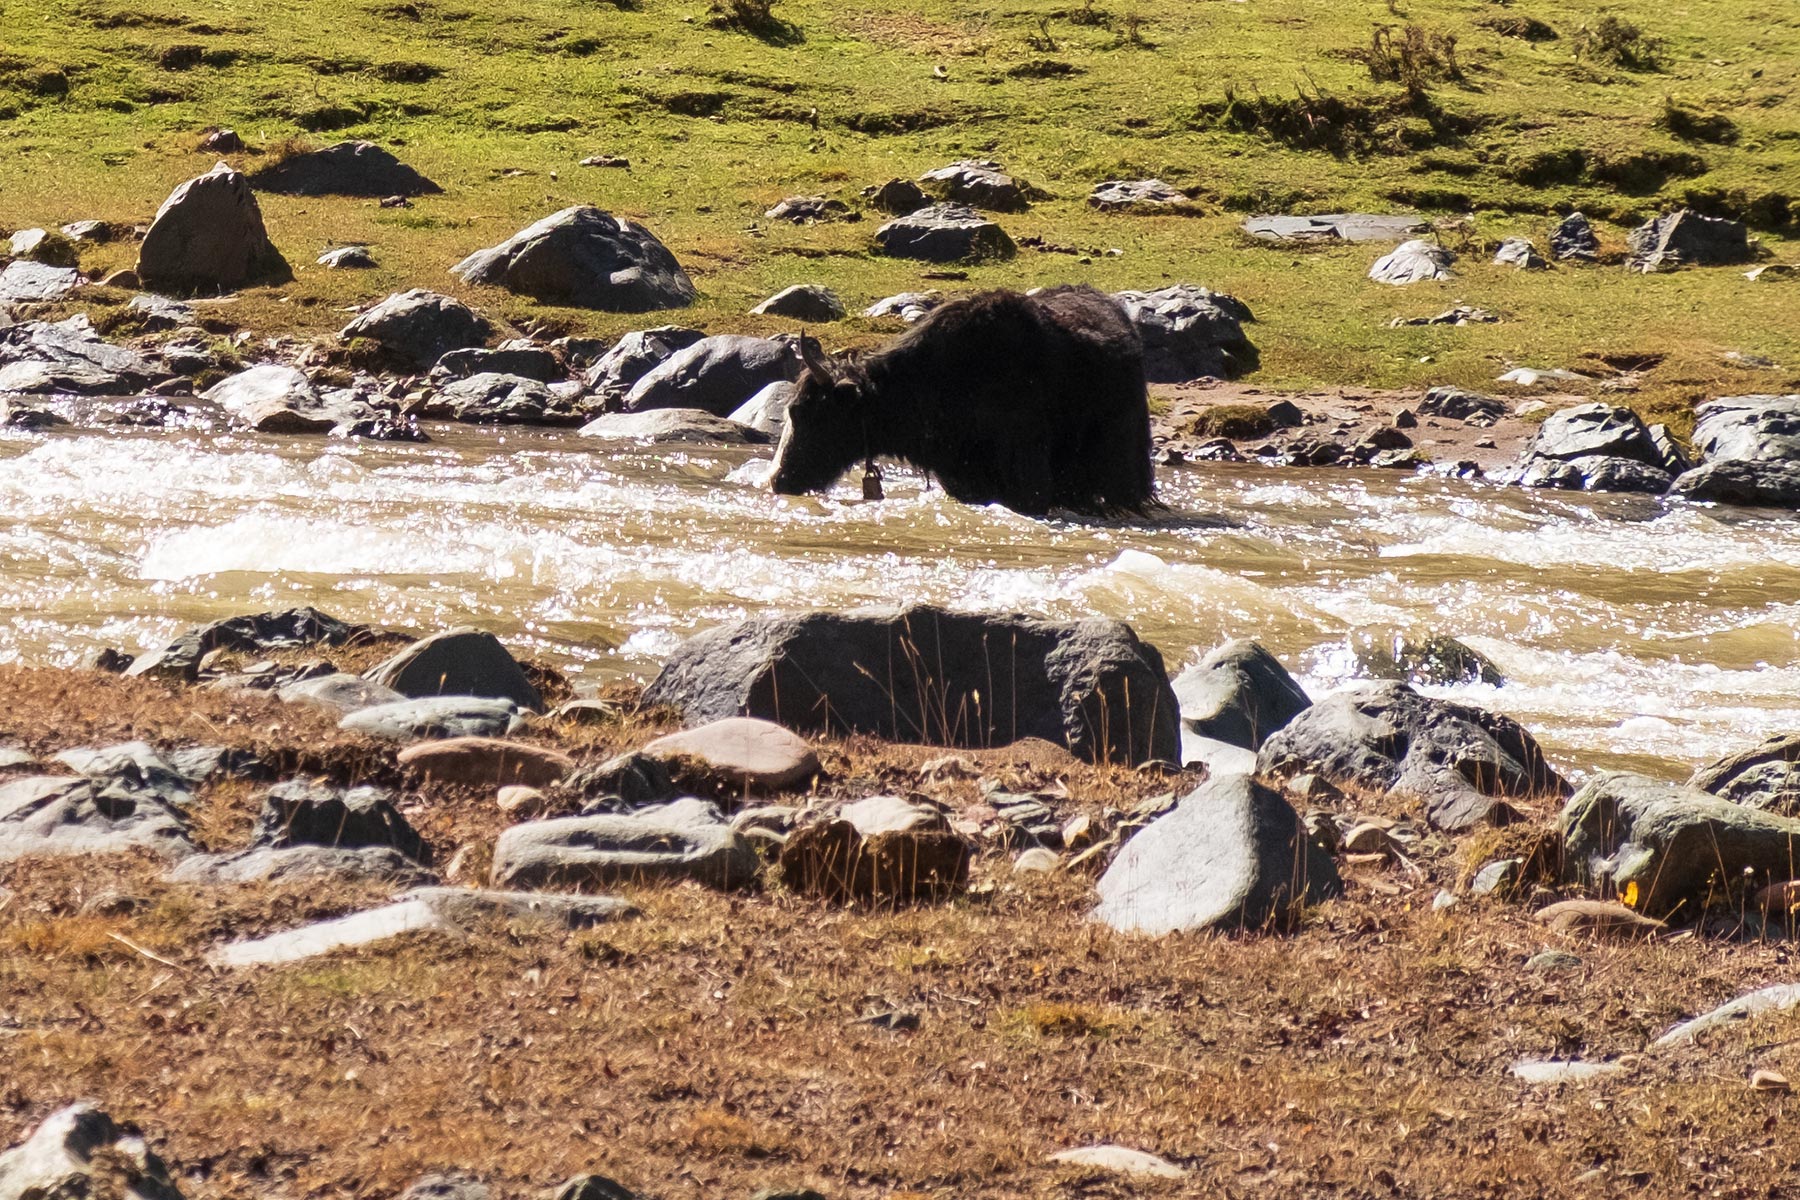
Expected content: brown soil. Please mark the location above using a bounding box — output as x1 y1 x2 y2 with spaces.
3 667 1799 1200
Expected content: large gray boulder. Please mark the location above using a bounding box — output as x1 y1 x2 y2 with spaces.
918 160 1035 211
451 206 696 311
364 627 542 711
578 409 769 445
1509 402 1674 494
1255 681 1568 831
202 364 373 434
1671 395 1800 509
0 1102 184 1200
1092 774 1342 934
136 162 291 294
1627 209 1750 273
874 204 1016 263
1689 733 1800 818
0 775 194 861
620 334 801 416
1557 772 1800 917
1110 284 1258 382
584 326 706 397
1243 213 1428 243
1368 239 1454 284
340 289 491 369
1172 639 1310 751
491 797 759 891
727 380 794 435
642 606 1180 766
248 140 441 197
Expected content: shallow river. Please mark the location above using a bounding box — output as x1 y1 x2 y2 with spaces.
4 423 1798 781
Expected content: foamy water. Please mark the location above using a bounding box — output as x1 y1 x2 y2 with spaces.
4 422 1798 780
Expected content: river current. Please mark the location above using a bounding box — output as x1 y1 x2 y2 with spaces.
4 423 1798 782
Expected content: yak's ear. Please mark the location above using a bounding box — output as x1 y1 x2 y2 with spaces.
797 334 835 383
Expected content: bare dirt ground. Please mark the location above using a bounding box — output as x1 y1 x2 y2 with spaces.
4 668 1800 1200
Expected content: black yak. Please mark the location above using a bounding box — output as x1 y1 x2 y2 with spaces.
768 286 1157 517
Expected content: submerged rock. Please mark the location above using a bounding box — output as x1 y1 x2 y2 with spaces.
1256 681 1567 831
579 408 769 445
1092 774 1342 934
451 206 696 311
643 605 1180 766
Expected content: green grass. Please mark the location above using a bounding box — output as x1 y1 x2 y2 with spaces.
2 0 1798 407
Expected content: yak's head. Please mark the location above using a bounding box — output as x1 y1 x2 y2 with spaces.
769 336 869 497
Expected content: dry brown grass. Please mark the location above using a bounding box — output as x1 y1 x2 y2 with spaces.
3 668 1800 1198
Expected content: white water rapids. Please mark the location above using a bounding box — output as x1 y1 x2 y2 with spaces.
4 422 1798 781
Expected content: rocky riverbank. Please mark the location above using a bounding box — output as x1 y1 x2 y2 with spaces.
4 602 1800 1197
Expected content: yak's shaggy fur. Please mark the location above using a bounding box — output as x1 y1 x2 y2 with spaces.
769 287 1157 516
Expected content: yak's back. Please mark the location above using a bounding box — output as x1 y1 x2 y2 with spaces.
885 285 1141 373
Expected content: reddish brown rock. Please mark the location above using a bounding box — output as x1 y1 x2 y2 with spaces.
398 737 572 788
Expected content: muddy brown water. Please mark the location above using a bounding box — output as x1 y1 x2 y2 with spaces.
3 422 1798 782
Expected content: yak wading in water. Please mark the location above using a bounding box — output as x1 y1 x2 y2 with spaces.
768 286 1157 517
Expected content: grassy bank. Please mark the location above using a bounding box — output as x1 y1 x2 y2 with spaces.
1 0 1798 415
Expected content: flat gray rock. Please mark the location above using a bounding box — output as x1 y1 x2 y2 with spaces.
169 844 436 885
0 775 194 861
0 1101 184 1200
1652 982 1800 1048
579 408 769 445
421 372 578 426
0 260 82 303
491 797 759 891
452 206 696 311
278 671 407 712
1089 179 1189 212
1092 774 1342 934
1244 213 1427 243
0 315 163 393
339 696 524 741
365 627 542 711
